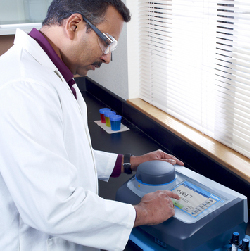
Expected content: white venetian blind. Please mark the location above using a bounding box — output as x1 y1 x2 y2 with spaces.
139 0 250 159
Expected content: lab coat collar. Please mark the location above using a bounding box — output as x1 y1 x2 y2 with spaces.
14 28 57 73
29 28 74 84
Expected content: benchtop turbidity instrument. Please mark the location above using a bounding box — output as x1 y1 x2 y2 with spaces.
116 161 248 250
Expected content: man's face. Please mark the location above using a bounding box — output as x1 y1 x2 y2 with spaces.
69 6 124 76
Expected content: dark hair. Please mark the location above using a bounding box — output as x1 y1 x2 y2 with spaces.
42 0 131 26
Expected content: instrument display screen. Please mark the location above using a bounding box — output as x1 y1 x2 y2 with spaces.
172 181 221 217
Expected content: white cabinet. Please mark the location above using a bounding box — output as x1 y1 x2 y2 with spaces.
0 0 52 35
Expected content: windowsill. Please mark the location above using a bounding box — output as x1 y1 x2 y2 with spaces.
127 98 250 183
0 23 42 35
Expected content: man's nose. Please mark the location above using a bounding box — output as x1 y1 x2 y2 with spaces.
101 52 112 64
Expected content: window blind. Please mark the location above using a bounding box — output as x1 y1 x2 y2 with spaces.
139 0 250 159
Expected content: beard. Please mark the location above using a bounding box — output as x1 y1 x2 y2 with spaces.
91 61 102 68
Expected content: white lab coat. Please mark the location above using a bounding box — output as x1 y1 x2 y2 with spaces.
0 29 135 251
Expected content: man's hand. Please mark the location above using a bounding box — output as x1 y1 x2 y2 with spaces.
130 149 184 172
133 190 180 227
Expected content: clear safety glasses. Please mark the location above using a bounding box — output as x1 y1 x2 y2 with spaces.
81 15 118 55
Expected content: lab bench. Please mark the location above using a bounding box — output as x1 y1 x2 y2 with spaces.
77 77 250 251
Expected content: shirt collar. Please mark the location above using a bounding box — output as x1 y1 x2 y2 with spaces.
29 28 73 83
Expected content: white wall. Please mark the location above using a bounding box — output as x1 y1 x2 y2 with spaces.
87 0 140 100
126 0 139 99
87 20 129 99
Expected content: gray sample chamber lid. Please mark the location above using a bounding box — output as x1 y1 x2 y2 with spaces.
136 160 175 185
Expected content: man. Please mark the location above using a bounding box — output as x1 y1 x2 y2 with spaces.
0 0 184 250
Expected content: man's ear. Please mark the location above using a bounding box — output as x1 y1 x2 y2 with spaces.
64 13 83 40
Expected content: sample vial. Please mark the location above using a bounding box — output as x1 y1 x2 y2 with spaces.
231 232 240 251
240 238 249 251
99 108 111 123
110 115 122 131
104 111 116 127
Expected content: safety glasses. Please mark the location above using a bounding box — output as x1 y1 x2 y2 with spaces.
81 15 118 55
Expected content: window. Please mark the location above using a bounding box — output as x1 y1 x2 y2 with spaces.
139 0 250 159
0 0 52 35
